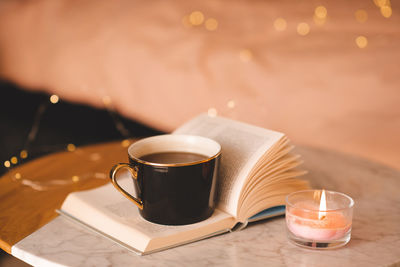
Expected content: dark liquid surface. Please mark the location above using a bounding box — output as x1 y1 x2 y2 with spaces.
140 151 208 164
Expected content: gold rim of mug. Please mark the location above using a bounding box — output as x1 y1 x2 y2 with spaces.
129 150 221 167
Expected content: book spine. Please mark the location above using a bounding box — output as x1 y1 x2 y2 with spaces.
230 221 248 232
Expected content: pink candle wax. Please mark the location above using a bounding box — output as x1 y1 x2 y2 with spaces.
286 201 352 241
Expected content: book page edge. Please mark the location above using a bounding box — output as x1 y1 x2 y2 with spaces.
56 209 233 256
56 209 144 255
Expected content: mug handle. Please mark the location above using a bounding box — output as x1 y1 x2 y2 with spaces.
109 163 144 210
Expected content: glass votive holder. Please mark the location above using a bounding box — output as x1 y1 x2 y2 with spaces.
286 189 354 249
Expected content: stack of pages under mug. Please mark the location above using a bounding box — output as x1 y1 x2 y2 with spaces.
59 114 309 255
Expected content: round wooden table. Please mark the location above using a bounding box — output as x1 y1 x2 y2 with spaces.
1 141 399 266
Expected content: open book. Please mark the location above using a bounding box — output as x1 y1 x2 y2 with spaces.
59 114 309 255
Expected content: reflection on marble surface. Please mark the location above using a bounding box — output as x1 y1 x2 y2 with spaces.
12 147 400 266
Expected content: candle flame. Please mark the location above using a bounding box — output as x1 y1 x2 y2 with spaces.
318 189 327 220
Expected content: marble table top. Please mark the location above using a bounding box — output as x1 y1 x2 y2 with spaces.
9 146 400 267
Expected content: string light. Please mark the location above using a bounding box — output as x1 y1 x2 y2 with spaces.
297 23 310 36
102 96 112 107
49 95 59 104
273 18 287 31
94 172 107 179
72 175 80 183
380 6 392 18
20 150 28 159
373 0 392 18
205 18 218 31
67 144 76 152
239 49 253 62
10 157 18 165
2 93 132 176
227 100 236 109
207 108 218 117
313 6 327 26
189 11 204 26
90 153 101 161
314 6 327 19
356 36 368 48
373 0 390 8
121 139 130 147
355 10 368 23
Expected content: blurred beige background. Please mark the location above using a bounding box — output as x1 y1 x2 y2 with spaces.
0 0 399 169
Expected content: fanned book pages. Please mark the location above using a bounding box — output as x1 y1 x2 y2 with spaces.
59 114 309 255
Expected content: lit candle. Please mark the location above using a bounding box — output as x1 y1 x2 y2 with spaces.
286 189 354 249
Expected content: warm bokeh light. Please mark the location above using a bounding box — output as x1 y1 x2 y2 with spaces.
205 18 218 31
315 6 327 19
355 9 368 23
67 143 76 152
4 161 11 168
297 23 310 36
121 139 130 147
273 18 287 31
20 150 28 159
15 173 21 179
373 0 390 8
227 100 236 109
380 6 392 18
50 94 59 104
72 175 80 183
102 96 112 107
90 153 101 161
207 108 217 117
356 36 368 48
189 11 204 26
313 6 327 26
239 49 253 62
11 156 18 164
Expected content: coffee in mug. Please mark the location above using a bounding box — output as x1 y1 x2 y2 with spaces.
109 134 221 225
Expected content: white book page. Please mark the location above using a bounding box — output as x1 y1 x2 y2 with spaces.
173 114 284 217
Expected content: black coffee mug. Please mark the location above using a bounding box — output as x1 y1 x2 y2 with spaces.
109 134 221 225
